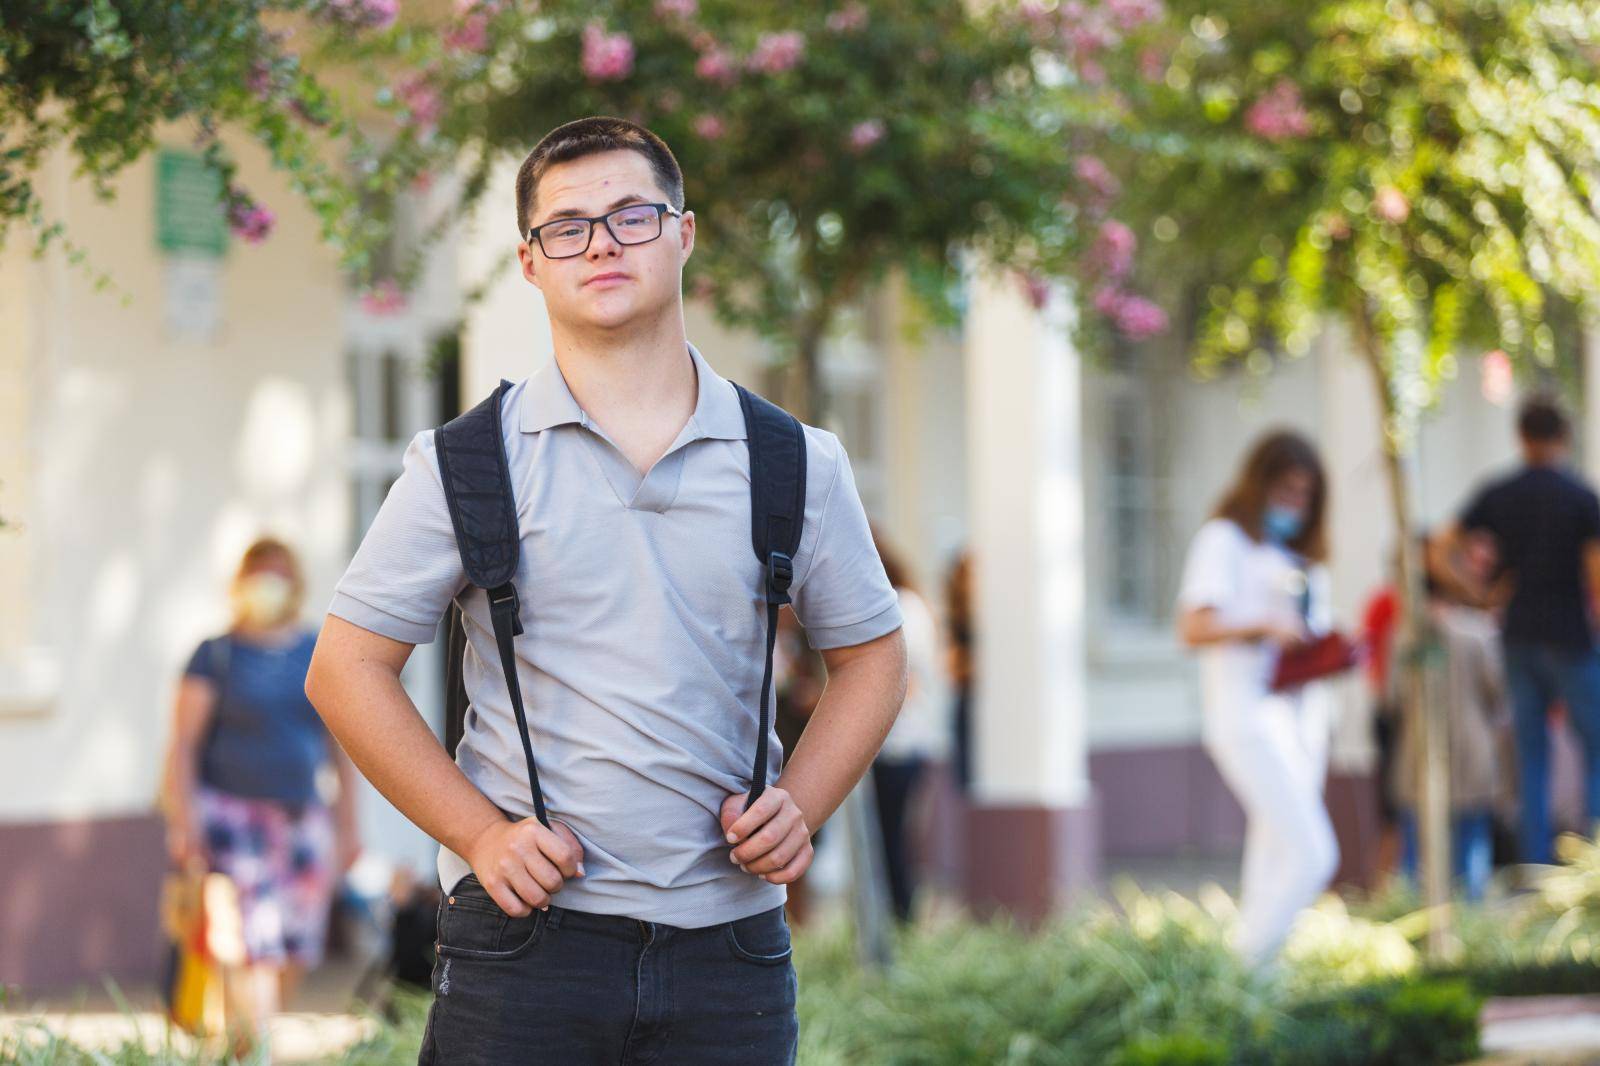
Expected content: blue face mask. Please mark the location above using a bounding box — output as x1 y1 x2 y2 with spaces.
1263 504 1304 545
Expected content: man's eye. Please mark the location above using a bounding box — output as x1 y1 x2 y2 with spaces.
550 225 585 239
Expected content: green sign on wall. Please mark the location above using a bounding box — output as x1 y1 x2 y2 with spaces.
156 149 228 257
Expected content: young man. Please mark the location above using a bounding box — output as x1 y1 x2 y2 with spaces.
1430 395 1600 866
305 117 909 1064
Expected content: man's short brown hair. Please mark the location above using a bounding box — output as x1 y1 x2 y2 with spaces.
515 116 685 236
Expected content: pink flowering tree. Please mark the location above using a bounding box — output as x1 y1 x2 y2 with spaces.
397 0 1168 418
1 0 431 277
1100 0 1600 941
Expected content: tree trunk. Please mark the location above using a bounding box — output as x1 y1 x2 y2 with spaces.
1350 309 1455 959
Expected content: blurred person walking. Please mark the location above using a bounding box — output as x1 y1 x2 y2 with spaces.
1176 431 1340 964
945 549 976 794
868 523 950 925
1393 541 1508 901
160 537 362 1060
1430 395 1600 865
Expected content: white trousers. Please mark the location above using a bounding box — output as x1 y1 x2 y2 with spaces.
1203 686 1339 964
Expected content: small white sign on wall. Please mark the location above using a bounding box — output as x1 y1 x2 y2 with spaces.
164 254 222 342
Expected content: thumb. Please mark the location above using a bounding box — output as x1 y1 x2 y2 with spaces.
719 793 748 833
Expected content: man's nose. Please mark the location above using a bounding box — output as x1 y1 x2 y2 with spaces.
587 221 623 259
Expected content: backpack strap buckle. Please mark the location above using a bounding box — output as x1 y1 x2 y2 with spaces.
766 551 794 605
488 582 524 637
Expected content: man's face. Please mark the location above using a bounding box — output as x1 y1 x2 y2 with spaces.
517 149 694 332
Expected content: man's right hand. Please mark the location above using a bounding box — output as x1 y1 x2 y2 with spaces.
465 817 586 916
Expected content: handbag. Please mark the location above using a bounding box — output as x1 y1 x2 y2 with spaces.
160 865 241 1036
1270 631 1360 691
1268 557 1360 692
159 636 246 1037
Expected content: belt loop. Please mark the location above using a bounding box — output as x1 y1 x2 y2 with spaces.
545 905 564 931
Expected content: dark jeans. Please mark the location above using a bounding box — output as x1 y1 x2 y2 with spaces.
419 875 798 1064
871 756 927 924
1399 807 1494 902
1503 642 1600 865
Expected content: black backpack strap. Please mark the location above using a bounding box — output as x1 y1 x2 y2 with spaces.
731 382 807 812
434 380 549 828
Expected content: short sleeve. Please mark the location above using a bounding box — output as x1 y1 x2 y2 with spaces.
184 638 222 682
1460 484 1496 535
1580 490 1600 543
326 430 468 644
1176 519 1242 613
789 432 903 650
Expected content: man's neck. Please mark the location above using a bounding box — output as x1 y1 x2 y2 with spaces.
548 310 696 453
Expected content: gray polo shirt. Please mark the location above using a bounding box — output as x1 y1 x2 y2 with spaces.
328 341 903 928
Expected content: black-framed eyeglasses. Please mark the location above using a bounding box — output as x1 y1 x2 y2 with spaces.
526 202 683 259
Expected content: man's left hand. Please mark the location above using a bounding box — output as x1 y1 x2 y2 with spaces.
719 787 813 885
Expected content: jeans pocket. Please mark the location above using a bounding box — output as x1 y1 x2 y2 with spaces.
436 874 546 961
724 905 794 966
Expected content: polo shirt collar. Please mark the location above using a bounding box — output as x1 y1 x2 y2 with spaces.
519 341 747 441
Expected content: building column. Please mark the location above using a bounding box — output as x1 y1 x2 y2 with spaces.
962 270 1098 924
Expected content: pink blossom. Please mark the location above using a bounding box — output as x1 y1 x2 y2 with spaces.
1374 185 1410 223
1063 16 1118 59
1245 79 1313 141
454 0 506 13
1020 272 1052 310
445 13 489 52
1093 286 1167 338
1077 57 1106 85
1074 155 1121 201
246 61 275 100
847 119 885 153
321 0 399 31
1481 349 1514 406
582 22 635 82
1106 0 1163 31
1137 46 1166 82
694 46 738 85
226 191 275 244
654 0 697 16
1324 212 1351 240
826 3 868 32
1091 219 1137 279
748 31 805 75
398 74 442 128
693 114 726 140
1111 293 1167 338
361 279 408 315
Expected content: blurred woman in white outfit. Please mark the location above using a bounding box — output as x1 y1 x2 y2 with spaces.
1176 430 1339 964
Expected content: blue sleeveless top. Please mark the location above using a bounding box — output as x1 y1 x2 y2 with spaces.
184 630 329 806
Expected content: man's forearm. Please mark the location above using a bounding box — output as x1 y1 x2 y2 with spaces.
306 633 504 861
774 640 907 831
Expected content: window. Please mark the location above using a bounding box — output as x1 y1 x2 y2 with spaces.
1099 380 1177 630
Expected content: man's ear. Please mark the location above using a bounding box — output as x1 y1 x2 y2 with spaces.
678 209 695 265
518 241 543 290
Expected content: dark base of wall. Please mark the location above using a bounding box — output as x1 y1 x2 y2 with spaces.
962 799 1100 927
0 813 166 993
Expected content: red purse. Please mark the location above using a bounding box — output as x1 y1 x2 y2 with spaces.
1270 631 1360 692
